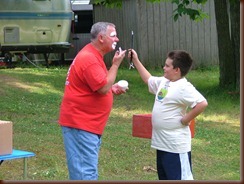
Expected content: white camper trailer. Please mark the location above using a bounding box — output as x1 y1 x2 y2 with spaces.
0 0 73 67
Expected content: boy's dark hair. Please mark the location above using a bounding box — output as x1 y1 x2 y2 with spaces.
167 50 193 77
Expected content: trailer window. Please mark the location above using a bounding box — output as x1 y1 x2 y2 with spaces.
72 10 93 34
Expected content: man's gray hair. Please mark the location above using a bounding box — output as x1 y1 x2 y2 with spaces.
90 22 115 41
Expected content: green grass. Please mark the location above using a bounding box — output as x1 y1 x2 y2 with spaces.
0 65 240 181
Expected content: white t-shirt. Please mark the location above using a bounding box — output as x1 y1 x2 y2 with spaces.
148 76 206 153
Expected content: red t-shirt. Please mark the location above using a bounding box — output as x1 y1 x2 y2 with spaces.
59 43 113 135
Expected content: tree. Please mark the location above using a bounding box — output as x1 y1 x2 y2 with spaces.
214 0 240 90
92 0 240 90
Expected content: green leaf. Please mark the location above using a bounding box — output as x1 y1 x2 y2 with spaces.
173 13 179 21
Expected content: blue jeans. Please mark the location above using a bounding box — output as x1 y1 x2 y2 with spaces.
61 126 102 180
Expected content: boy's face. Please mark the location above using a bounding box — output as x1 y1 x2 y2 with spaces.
163 58 180 81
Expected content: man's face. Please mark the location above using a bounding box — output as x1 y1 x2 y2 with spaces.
104 26 119 51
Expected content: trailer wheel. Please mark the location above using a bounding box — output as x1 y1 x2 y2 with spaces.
4 53 14 68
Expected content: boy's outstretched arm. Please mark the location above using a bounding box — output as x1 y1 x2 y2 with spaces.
129 49 152 84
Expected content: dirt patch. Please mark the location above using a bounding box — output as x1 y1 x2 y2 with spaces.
0 73 33 89
0 73 33 96
0 74 15 95
0 73 18 83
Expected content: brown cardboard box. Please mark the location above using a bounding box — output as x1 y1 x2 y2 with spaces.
132 114 195 139
0 120 13 155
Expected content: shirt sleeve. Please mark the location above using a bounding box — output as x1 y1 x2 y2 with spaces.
181 83 207 108
148 76 166 94
83 63 107 92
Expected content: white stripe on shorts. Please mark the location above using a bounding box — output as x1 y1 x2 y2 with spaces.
179 153 194 180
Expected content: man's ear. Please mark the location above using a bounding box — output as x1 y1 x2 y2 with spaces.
98 34 104 43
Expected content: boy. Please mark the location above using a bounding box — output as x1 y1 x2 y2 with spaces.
129 49 208 180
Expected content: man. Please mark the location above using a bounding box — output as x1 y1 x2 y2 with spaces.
59 22 127 180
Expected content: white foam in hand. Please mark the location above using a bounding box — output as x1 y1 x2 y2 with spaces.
118 80 128 90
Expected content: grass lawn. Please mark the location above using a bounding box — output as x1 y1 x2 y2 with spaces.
0 65 240 181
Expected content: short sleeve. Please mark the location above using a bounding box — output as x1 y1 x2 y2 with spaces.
181 83 207 108
148 76 167 94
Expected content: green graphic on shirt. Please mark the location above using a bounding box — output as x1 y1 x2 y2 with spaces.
157 88 168 100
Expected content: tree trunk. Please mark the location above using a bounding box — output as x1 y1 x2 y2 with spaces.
214 0 237 89
229 0 240 91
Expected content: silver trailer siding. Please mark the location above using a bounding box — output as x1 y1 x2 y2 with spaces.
0 0 73 66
